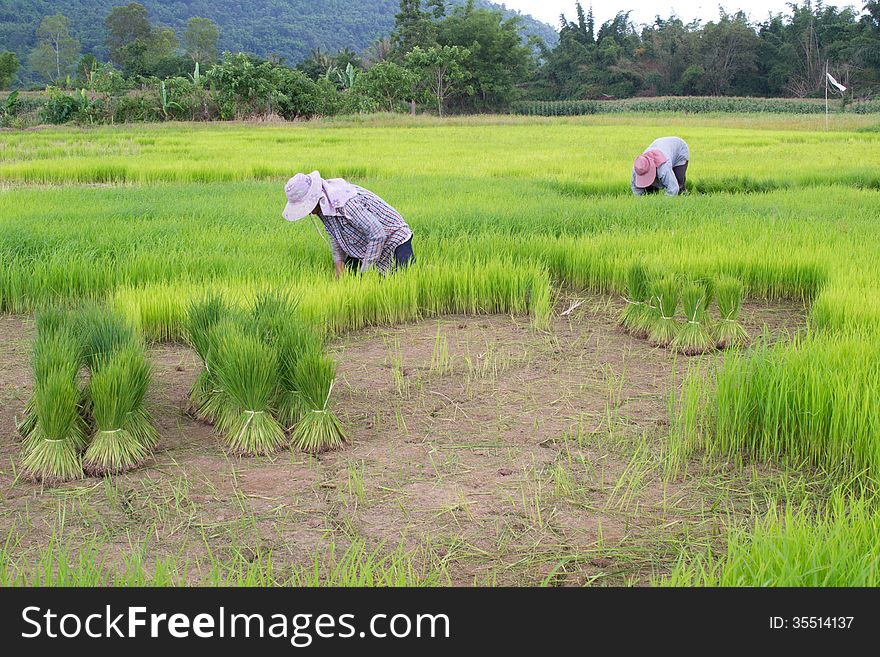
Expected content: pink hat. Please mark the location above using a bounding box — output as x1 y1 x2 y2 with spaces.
633 150 668 188
282 171 323 222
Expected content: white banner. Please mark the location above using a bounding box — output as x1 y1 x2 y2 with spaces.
826 72 847 93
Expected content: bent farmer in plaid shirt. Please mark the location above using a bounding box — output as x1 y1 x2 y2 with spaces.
282 171 414 278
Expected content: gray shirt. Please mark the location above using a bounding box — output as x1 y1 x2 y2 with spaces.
631 137 690 196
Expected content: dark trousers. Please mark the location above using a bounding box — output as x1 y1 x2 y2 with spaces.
644 162 688 194
344 237 415 273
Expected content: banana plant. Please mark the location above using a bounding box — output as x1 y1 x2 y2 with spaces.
333 63 359 90
0 90 19 125
158 80 184 120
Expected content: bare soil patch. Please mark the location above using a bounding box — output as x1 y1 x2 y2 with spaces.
0 295 809 585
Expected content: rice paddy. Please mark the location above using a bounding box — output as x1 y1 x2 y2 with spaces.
1 113 880 586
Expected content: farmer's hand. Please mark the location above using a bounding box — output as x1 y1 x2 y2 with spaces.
335 260 345 280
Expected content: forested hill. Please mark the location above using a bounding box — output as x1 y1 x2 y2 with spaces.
0 0 558 64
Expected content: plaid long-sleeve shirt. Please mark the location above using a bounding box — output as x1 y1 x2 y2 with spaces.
318 187 413 274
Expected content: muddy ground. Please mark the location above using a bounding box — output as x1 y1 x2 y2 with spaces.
0 294 814 585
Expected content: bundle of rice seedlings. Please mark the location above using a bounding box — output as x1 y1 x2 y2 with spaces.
18 306 84 439
80 305 136 369
619 263 652 338
21 371 85 484
83 346 156 475
714 277 749 349
250 289 300 345
211 322 286 456
648 276 681 347
184 294 228 419
672 281 716 355
290 351 347 454
699 277 716 314
275 318 324 429
18 325 84 442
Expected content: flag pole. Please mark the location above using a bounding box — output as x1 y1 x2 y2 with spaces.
825 60 829 131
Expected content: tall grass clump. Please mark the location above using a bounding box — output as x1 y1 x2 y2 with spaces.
83 346 156 475
662 493 880 586
714 277 748 348
619 263 653 338
672 280 715 355
211 321 287 456
648 275 680 347
290 350 347 453
184 293 228 421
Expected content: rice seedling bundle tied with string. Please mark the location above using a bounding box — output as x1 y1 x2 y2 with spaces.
17 307 84 440
275 318 324 430
83 346 156 475
21 371 86 484
290 350 348 453
20 323 87 483
672 280 716 355
648 275 681 347
210 320 287 456
184 294 228 422
619 263 654 339
714 277 749 349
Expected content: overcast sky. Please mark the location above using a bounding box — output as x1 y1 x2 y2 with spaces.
499 1 863 28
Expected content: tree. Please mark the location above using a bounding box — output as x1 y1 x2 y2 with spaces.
28 13 80 84
405 44 470 115
0 51 20 90
696 12 760 95
105 3 180 78
105 3 152 65
355 61 418 111
437 3 534 111
185 17 219 66
393 0 437 56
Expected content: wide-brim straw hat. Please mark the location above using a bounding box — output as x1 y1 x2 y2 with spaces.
282 171 323 222
633 150 667 188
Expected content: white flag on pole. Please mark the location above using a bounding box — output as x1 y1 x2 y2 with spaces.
826 72 847 93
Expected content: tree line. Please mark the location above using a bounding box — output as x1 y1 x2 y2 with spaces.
1 0 880 126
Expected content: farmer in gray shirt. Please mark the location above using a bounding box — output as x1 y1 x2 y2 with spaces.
631 136 690 196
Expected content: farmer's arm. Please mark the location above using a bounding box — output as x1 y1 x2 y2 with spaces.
657 162 680 196
345 202 386 272
327 230 346 279
631 169 644 196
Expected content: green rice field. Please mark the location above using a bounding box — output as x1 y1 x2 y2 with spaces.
1 112 880 586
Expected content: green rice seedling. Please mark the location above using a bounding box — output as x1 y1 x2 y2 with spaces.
21 371 85 484
184 294 228 419
672 281 715 355
275 318 324 429
714 277 749 349
648 275 681 347
79 305 136 370
619 263 652 338
210 322 286 456
662 493 880 586
83 346 155 475
290 351 347 453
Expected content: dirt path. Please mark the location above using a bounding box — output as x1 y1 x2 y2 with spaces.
0 295 808 585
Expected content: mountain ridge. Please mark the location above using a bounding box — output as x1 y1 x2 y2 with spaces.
0 0 558 68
